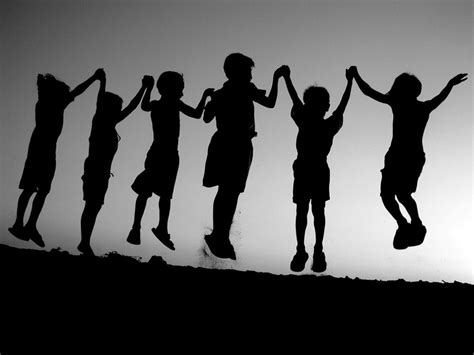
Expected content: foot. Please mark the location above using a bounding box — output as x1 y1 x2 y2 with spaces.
393 223 410 250
77 242 95 257
24 225 45 248
311 250 327 273
407 222 427 247
290 249 309 272
8 224 29 241
204 234 236 260
151 228 175 251
126 227 141 245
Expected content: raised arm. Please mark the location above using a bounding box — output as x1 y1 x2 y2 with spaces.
70 69 102 99
424 73 468 111
281 66 303 108
180 88 215 119
141 76 155 112
333 68 354 116
253 65 286 108
351 66 390 104
119 76 151 122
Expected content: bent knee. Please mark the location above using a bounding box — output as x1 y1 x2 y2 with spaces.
396 192 413 204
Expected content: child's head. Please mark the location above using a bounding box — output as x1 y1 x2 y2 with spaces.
223 53 254 82
37 74 70 102
157 71 184 98
303 85 330 116
387 73 422 100
101 92 123 116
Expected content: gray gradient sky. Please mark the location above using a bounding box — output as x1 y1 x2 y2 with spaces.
1 0 472 282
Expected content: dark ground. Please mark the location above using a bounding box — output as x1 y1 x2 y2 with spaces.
0 243 472 353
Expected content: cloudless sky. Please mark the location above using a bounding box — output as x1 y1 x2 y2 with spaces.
1 0 472 283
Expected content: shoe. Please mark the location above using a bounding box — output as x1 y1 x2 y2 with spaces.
393 223 410 250
311 250 327 273
127 228 141 245
78 242 95 257
204 234 235 260
8 224 29 241
407 223 427 247
25 226 45 248
290 249 309 272
151 228 175 250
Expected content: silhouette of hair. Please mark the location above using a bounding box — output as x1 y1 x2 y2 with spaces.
157 71 184 96
303 85 330 111
37 74 70 101
101 92 123 113
387 73 422 99
223 53 255 80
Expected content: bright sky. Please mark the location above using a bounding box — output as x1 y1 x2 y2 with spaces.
1 0 472 283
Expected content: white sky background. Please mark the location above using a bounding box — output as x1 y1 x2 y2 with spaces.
1 0 472 283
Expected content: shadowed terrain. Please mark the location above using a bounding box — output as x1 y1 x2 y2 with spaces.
0 242 471 353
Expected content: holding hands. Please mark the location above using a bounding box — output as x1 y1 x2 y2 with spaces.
274 65 290 79
142 75 154 88
95 68 105 81
203 88 215 98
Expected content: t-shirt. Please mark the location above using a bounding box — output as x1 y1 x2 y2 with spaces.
291 104 342 163
149 98 181 152
208 80 266 138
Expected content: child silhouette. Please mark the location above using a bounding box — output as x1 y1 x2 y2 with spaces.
351 67 467 249
202 53 286 259
282 66 353 272
9 70 101 247
78 70 150 256
127 71 214 249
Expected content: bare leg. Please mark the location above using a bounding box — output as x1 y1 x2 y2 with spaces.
311 201 326 252
381 193 408 226
24 191 48 229
132 194 149 230
13 189 34 228
80 202 102 248
397 193 422 225
295 201 309 252
213 187 240 239
157 197 171 234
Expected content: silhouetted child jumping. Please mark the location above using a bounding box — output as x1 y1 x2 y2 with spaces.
202 53 286 260
351 67 467 249
9 70 102 247
282 66 353 272
78 70 150 256
127 71 214 249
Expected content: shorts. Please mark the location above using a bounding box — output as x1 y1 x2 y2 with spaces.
292 159 330 204
380 151 426 196
203 131 253 193
132 147 179 199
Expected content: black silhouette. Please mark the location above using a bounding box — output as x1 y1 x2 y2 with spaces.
282 66 353 272
351 67 468 249
8 70 101 248
78 70 149 256
127 71 214 249
202 53 286 259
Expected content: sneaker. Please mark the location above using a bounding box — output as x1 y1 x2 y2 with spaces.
77 242 95 257
25 226 45 248
407 223 427 247
311 250 327 273
204 234 235 260
290 249 309 272
8 224 29 241
151 228 175 250
393 223 410 250
126 227 141 245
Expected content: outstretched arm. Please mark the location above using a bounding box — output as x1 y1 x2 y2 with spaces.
282 66 303 108
424 73 468 111
118 76 150 122
254 65 286 108
180 88 215 119
351 66 390 104
70 69 102 99
333 68 354 116
140 76 155 112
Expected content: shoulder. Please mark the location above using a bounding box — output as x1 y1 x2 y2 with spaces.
249 82 266 98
